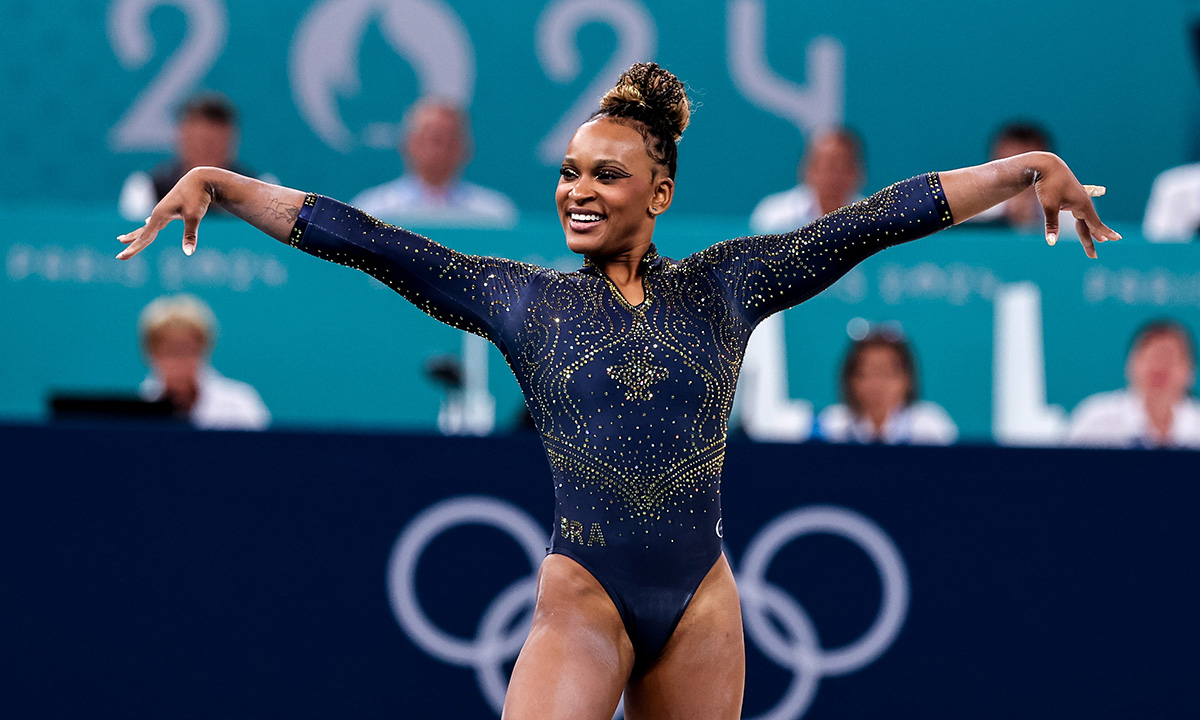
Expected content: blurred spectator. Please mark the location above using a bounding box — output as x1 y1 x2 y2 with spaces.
1067 320 1200 448
119 93 274 222
138 294 270 431
353 98 509 434
351 98 518 228
733 128 866 442
1142 162 1200 242
816 330 957 445
749 127 865 231
968 121 1052 230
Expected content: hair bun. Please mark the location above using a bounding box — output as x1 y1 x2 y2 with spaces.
600 62 691 141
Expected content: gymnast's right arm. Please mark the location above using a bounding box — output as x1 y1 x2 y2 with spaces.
116 167 532 339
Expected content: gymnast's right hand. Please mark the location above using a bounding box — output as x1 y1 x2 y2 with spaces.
116 167 214 260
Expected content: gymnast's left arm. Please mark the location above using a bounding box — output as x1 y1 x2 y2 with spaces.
697 151 1114 325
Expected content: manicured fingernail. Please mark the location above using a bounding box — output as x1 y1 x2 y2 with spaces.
1047 232 1057 246
115 252 125 260
184 245 194 256
1113 232 1123 240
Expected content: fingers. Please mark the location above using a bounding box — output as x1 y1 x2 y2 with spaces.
1043 202 1061 246
1083 211 1121 244
116 208 203 260
182 214 200 256
1046 181 1121 257
1076 182 1120 242
116 225 159 260
116 214 168 260
1075 217 1097 259
1073 192 1122 245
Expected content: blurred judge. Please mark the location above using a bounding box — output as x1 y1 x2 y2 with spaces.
139 294 270 430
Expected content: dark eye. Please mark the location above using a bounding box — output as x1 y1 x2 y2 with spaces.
559 167 578 180
596 168 630 182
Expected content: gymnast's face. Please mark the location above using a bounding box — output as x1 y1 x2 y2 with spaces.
557 119 673 259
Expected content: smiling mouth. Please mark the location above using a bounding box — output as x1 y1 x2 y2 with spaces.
568 211 607 231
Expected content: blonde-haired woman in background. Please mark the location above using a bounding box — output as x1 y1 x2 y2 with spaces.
139 293 269 430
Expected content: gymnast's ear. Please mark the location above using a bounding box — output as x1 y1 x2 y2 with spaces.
649 175 674 217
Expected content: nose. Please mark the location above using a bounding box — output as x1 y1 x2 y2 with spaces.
568 175 595 202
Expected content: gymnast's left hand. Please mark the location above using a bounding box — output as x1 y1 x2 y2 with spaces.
1031 153 1120 259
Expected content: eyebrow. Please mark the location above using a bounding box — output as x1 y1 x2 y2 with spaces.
594 158 630 171
561 157 631 172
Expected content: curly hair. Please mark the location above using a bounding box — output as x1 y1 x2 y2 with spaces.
589 62 693 179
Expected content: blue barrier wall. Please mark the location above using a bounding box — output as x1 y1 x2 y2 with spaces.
3 0 1195 221
2 423 1198 718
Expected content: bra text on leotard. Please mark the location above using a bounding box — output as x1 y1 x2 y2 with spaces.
560 516 607 547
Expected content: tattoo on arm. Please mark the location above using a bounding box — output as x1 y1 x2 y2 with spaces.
260 196 301 224
201 169 306 243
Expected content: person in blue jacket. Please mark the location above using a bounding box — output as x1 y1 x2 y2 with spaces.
116 62 1116 720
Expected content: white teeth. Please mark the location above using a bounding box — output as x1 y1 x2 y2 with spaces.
570 213 604 222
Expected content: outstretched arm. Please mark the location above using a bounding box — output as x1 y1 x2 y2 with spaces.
695 152 1114 326
116 167 536 341
117 167 305 258
940 151 1119 257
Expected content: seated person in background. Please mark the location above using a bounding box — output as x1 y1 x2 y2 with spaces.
1143 161 1200 242
967 121 1053 230
816 330 957 445
356 98 511 433
139 294 270 430
119 93 272 222
749 126 865 231
734 127 866 441
1067 320 1200 448
351 98 518 228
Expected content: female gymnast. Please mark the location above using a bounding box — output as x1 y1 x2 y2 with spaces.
116 63 1116 719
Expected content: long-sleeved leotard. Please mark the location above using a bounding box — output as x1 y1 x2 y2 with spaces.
289 173 953 669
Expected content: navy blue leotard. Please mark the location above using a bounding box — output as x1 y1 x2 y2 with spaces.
289 173 953 670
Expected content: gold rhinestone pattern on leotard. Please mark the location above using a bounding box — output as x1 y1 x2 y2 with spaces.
292 173 953 550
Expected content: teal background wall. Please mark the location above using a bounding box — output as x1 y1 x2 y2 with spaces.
3 0 1197 221
4 1 1200 438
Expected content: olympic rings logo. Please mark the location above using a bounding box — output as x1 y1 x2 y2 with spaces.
386 496 910 719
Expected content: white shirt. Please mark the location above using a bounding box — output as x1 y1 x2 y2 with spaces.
749 184 864 235
141 367 270 431
350 175 518 229
1066 389 1200 449
1142 162 1200 243
816 402 958 445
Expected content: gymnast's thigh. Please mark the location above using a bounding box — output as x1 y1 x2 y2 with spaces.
502 554 635 720
623 554 746 720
